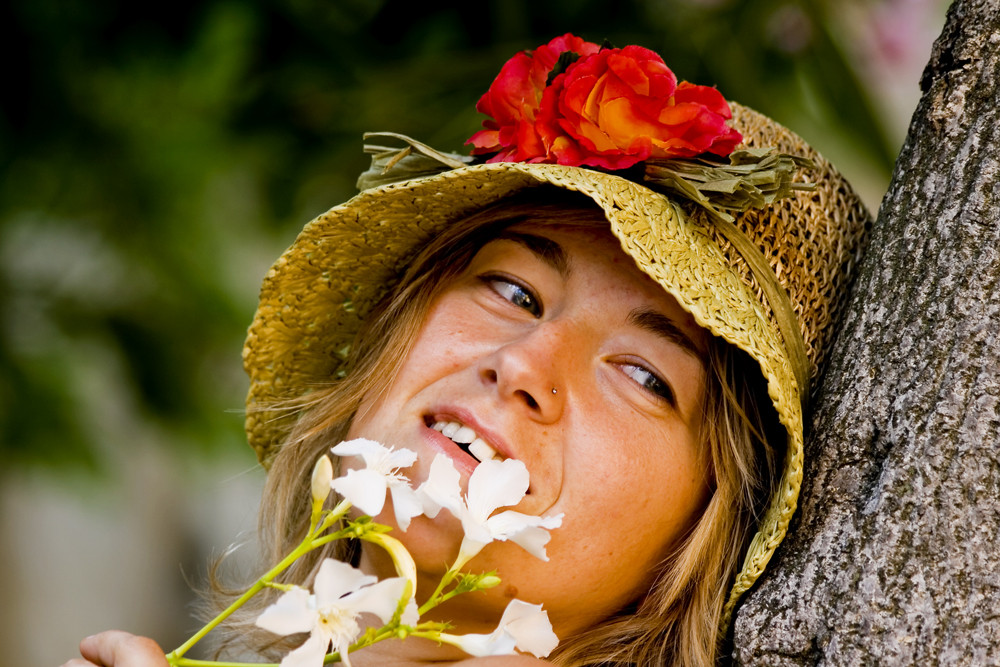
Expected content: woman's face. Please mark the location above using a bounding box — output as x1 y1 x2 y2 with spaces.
346 221 711 637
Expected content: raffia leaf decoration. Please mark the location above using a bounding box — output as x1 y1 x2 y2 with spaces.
643 148 816 224
356 135 814 228
357 132 473 190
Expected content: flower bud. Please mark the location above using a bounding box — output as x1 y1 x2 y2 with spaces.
310 454 334 506
362 532 418 595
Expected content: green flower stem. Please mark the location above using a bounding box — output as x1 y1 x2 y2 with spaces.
418 566 460 616
166 500 351 663
307 532 349 550
321 621 452 664
417 545 481 616
419 584 467 613
408 630 454 641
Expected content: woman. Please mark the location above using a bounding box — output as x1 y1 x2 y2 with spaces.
64 34 870 667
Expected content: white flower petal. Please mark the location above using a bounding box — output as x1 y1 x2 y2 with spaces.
335 639 354 667
509 525 556 561
330 438 417 473
279 631 330 667
388 481 425 530
442 600 559 659
458 516 493 550
385 446 418 469
314 559 378 607
417 453 463 517
486 510 564 560
456 535 489 566
442 629 517 657
416 494 444 519
331 468 388 516
330 437 389 461
400 596 420 626
256 588 316 636
499 600 560 657
467 459 529 521
342 576 409 625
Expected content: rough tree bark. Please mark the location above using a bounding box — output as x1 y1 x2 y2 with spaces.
732 0 1000 663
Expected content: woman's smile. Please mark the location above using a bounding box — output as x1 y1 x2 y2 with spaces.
423 407 513 473
429 417 506 463
344 221 712 637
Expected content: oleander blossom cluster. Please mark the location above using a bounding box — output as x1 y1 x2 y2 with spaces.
250 439 563 667
467 33 742 169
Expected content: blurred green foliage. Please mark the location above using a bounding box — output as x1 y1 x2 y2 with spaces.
1 0 897 474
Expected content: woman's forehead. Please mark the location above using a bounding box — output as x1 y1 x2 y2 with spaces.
488 218 619 265
496 217 621 263
495 218 649 277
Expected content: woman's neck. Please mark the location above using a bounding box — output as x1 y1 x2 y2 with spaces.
345 634 472 666
347 637 550 666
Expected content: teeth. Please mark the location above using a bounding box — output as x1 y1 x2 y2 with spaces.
431 420 505 462
452 425 477 443
469 438 501 462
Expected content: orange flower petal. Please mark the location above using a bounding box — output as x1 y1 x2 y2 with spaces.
674 81 731 117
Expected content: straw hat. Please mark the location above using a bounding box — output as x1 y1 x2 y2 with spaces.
243 40 870 628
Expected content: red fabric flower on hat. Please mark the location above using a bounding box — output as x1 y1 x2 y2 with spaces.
467 33 600 162
540 45 742 168
468 36 742 169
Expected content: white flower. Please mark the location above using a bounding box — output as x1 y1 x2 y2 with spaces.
440 599 559 658
330 438 424 530
256 558 417 667
418 454 563 567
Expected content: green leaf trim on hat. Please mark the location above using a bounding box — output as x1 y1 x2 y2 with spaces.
358 132 814 226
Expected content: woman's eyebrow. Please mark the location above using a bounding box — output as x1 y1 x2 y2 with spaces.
494 231 570 277
628 308 704 358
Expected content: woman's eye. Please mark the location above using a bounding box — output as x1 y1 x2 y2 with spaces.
621 363 675 404
483 276 542 317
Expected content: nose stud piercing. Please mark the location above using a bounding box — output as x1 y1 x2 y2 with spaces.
552 387 558 394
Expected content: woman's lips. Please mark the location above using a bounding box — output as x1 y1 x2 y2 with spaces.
422 407 515 473
421 421 478 475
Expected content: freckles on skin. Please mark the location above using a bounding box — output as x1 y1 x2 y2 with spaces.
550 409 710 578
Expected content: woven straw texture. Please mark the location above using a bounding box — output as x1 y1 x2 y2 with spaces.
242 103 871 626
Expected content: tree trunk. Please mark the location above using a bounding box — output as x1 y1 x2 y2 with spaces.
731 0 1000 663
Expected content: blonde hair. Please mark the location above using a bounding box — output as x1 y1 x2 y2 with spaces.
209 189 782 665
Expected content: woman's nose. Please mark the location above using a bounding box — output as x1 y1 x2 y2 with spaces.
478 323 571 421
